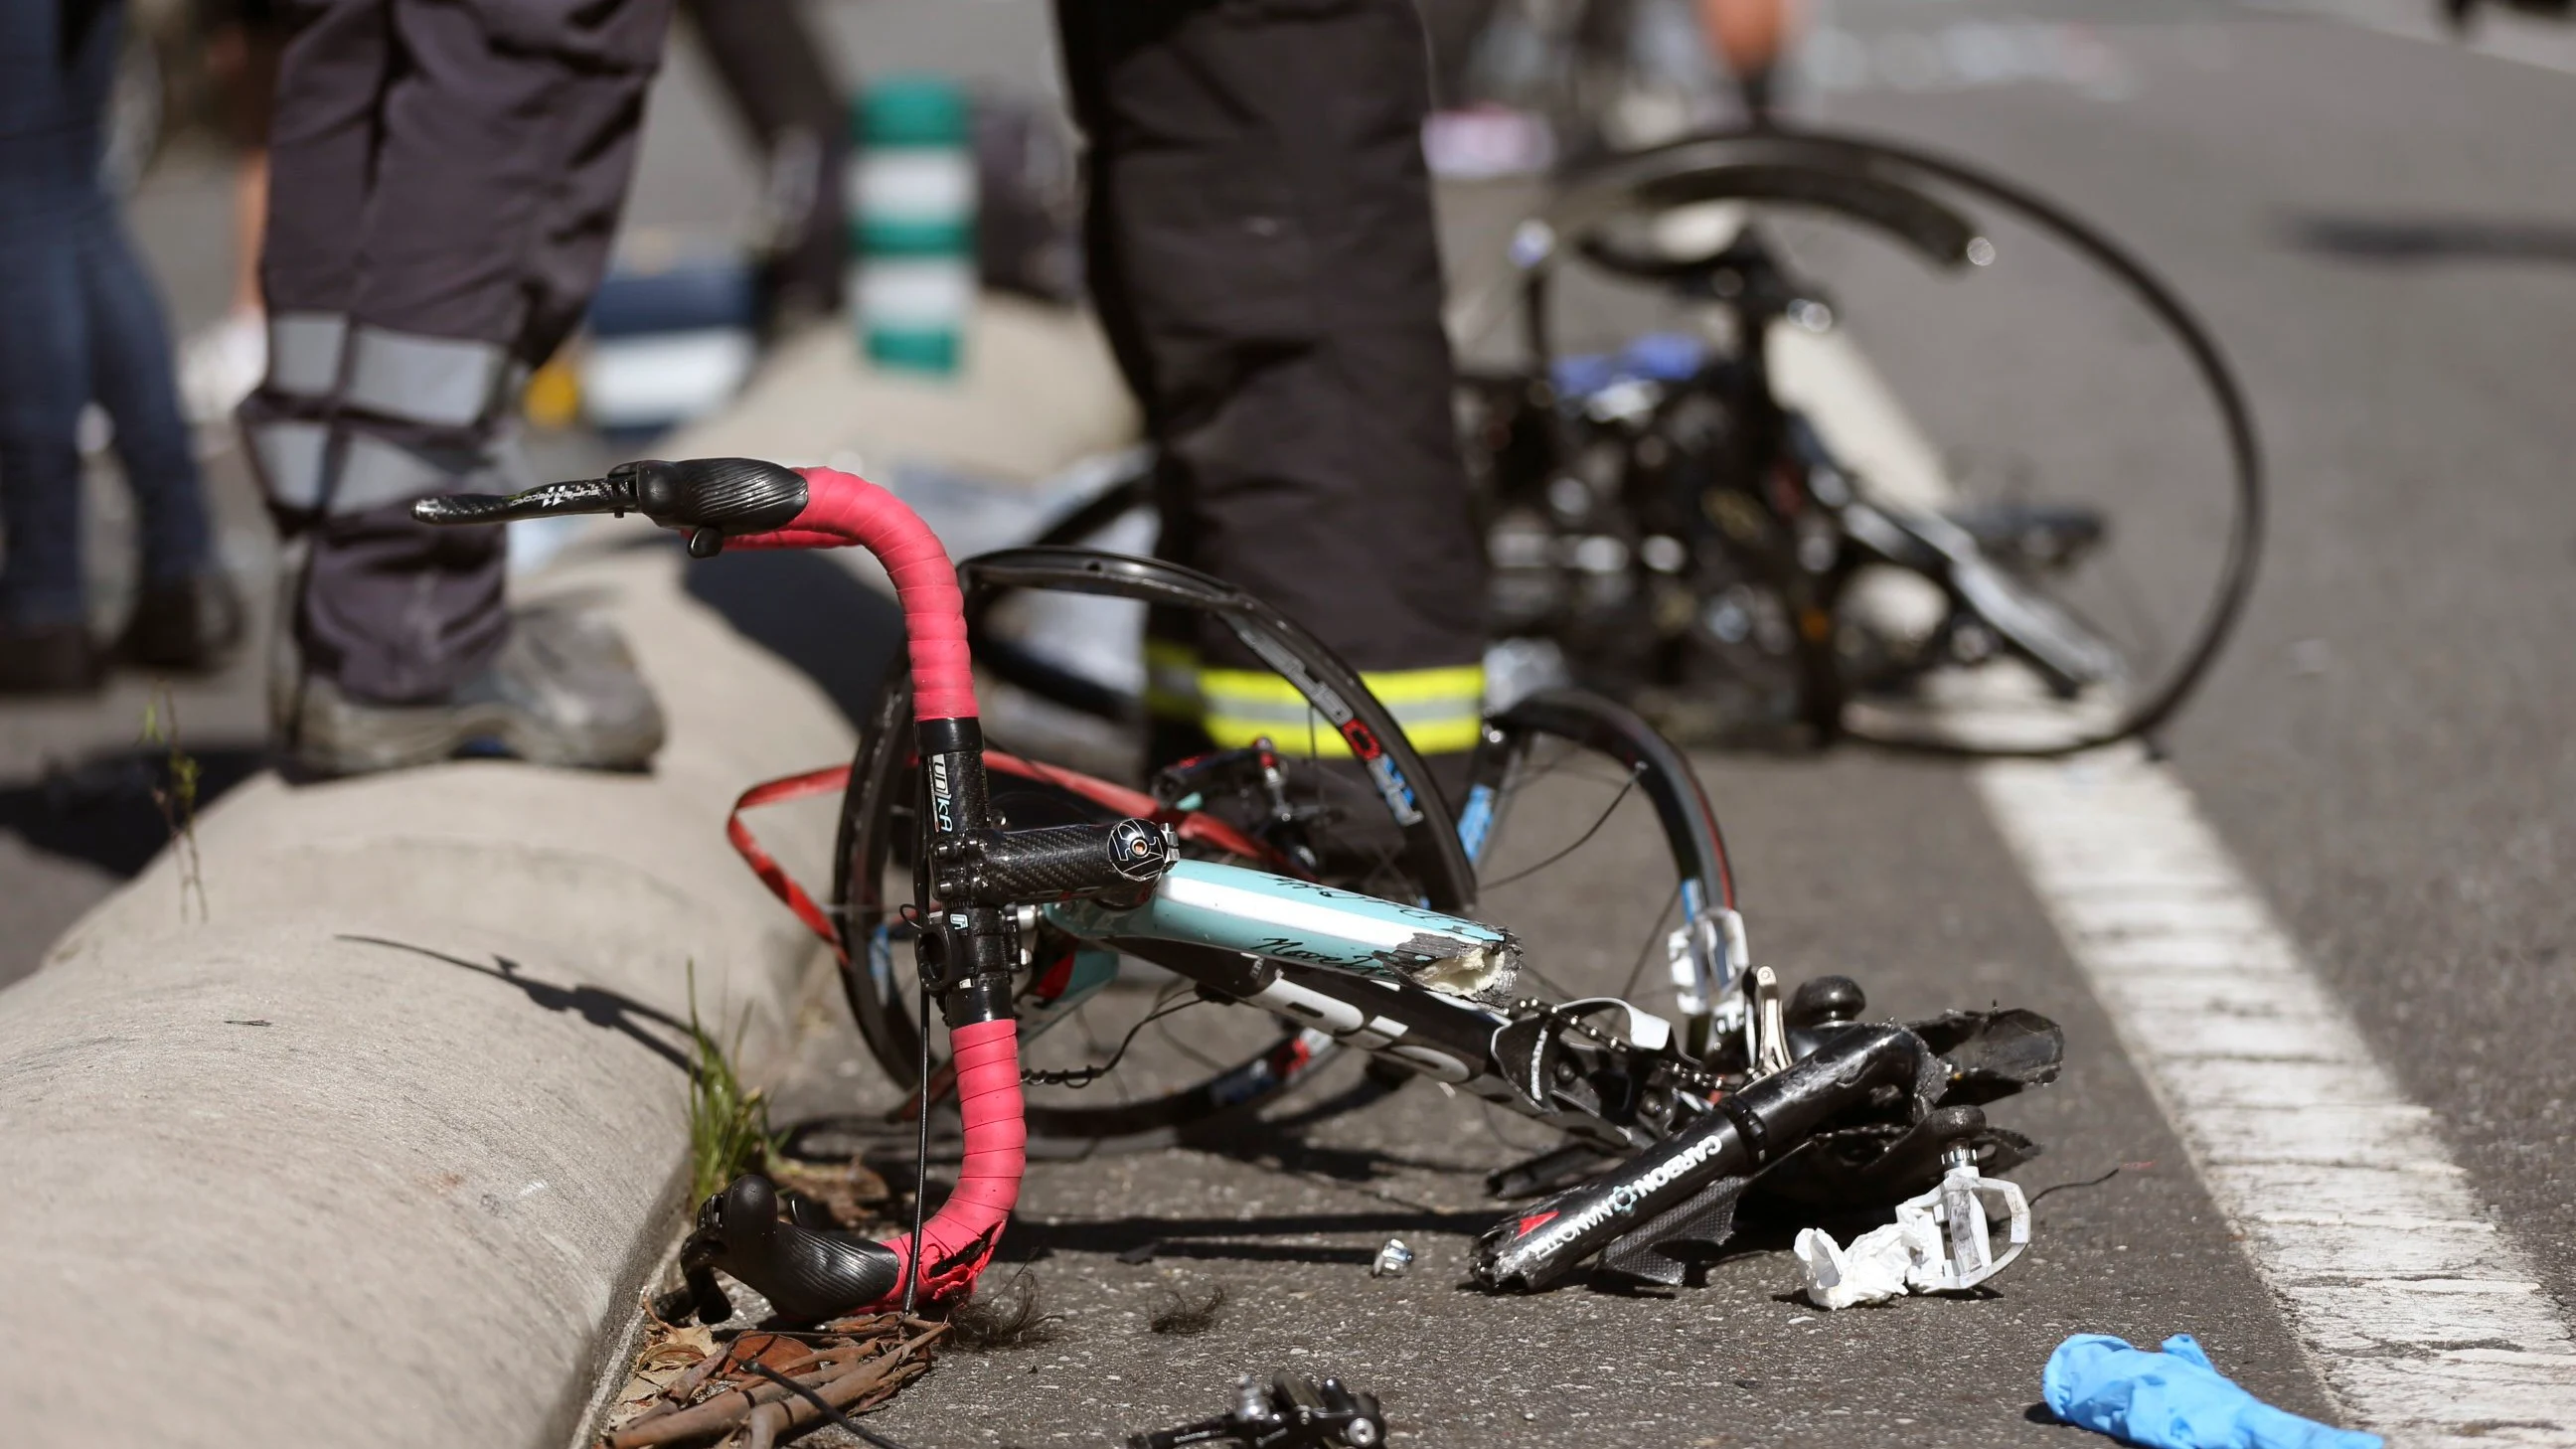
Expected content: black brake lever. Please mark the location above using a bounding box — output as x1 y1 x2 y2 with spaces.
410 458 810 558
409 474 634 527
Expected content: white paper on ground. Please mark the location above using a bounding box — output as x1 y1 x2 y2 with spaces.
1794 1212 1944 1310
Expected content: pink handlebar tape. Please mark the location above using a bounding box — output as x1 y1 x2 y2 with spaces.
883 1018 1026 1303
721 465 1015 1303
726 466 979 722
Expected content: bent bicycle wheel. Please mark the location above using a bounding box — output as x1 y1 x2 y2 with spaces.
1475 125 2264 756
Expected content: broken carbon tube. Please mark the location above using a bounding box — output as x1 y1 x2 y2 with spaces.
1471 1022 1928 1290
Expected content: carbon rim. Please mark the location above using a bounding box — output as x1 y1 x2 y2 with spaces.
1508 125 2264 756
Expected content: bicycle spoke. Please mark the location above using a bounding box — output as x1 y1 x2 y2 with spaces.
1481 766 1642 889
1617 880 1685 1004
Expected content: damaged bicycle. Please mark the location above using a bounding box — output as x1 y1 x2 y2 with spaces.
971 126 2263 757
417 454 2065 1320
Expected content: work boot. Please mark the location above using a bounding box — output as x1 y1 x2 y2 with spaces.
281 605 666 776
116 572 246 673
0 622 104 696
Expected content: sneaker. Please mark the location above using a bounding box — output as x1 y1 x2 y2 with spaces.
181 309 266 425
116 572 247 673
281 605 667 776
0 622 105 696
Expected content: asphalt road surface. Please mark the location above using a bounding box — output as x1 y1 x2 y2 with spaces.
6 1 2572 1445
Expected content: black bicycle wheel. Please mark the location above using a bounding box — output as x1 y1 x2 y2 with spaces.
834 548 1484 1152
1488 125 2263 757
1463 687 1737 1045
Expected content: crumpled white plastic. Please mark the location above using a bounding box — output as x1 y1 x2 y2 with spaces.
1794 1161 2032 1309
1793 1211 1945 1309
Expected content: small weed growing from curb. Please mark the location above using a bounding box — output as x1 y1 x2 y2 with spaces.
685 963 776 1205
140 685 206 922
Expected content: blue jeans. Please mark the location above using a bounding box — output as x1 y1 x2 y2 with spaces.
0 0 213 629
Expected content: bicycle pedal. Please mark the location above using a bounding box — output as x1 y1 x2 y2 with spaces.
1896 1149 2030 1293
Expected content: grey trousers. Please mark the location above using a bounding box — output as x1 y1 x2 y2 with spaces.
240 0 676 703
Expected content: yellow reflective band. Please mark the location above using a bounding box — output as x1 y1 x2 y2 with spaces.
1198 663 1486 758
1143 640 1203 721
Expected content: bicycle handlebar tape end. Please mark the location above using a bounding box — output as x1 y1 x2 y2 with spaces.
1471 1022 1927 1291
891 1017 1025 1303
672 1021 1025 1317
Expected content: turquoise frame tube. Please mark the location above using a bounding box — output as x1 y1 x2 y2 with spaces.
1045 860 1518 997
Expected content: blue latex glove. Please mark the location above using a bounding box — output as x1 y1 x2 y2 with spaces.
2043 1334 2382 1449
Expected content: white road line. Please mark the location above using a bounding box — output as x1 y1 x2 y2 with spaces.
1979 748 2576 1445
1784 325 2576 1440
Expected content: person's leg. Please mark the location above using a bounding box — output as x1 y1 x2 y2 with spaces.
239 0 673 769
514 30 666 373
1056 4 1211 767
80 191 250 668
51 0 221 606
244 0 670 694
0 224 93 633
675 0 844 312
1056 0 1488 800
79 207 215 588
297 499 506 703
0 0 107 686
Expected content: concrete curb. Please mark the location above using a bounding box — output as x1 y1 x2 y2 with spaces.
0 294 1133 1449
0 546 854 1449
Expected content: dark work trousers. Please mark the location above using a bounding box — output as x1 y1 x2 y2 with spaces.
0 0 215 629
1056 0 1490 770
239 0 676 704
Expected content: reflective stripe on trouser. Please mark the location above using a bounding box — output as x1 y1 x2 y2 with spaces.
242 410 532 520
240 318 518 517
264 311 347 398
1182 658 1487 757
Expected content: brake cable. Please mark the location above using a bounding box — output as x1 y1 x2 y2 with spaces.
1023 992 1207 1088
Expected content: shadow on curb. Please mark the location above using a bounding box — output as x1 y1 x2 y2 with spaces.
0 742 267 878
684 547 906 724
